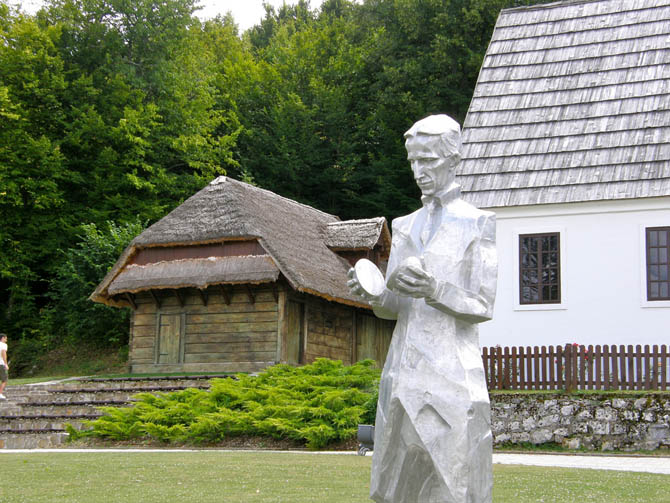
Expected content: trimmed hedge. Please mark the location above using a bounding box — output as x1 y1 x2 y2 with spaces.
68 359 380 449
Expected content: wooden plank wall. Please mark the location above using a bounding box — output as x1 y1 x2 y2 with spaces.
130 285 279 373
356 313 394 367
129 295 157 367
302 297 355 364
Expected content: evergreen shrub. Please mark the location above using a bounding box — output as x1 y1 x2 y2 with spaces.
69 358 381 449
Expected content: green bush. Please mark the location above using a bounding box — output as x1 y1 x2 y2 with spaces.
8 336 45 377
41 219 145 348
70 358 381 449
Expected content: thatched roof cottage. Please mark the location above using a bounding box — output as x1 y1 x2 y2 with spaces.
92 176 394 373
457 0 670 349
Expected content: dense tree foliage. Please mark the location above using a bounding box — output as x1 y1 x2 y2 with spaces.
0 0 544 361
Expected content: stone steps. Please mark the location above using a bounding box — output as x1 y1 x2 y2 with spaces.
0 414 99 431
0 432 70 449
0 375 229 449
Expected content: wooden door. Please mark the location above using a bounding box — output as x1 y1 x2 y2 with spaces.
157 314 182 364
286 301 305 365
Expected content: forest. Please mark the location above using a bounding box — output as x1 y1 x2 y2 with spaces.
0 0 541 373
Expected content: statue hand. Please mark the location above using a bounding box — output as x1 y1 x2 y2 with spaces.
391 263 437 299
347 267 381 303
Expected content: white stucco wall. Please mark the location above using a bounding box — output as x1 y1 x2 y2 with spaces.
479 196 670 349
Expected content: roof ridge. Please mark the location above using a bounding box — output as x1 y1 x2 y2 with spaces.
502 0 626 15
212 176 339 222
326 217 385 226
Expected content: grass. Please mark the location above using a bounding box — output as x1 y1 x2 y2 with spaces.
9 372 237 386
8 376 72 386
12 344 129 380
0 451 667 503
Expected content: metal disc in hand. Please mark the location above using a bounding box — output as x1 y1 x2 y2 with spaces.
354 259 385 297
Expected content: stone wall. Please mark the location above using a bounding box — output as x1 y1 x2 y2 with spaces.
491 393 670 451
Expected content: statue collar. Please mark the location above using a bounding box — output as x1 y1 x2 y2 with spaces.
421 183 461 208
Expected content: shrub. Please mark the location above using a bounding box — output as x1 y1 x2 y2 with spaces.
8 336 45 377
70 358 381 449
41 219 145 348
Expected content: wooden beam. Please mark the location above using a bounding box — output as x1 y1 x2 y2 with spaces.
272 284 279 303
149 290 162 309
245 284 256 304
220 285 231 305
174 289 185 308
124 293 137 310
198 289 208 306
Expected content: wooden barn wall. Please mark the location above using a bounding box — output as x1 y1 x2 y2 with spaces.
129 285 279 374
285 293 395 367
355 313 395 368
304 298 354 364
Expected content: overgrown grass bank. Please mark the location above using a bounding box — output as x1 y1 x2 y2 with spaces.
1 451 668 503
69 359 380 449
10 343 128 380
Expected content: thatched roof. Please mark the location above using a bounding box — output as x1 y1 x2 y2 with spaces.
92 177 390 309
325 218 390 251
457 0 670 208
107 256 279 295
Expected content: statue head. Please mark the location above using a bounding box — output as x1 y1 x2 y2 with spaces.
404 114 462 196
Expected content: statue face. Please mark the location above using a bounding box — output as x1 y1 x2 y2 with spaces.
406 136 458 196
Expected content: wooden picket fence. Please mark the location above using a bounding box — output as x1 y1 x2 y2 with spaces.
482 344 669 392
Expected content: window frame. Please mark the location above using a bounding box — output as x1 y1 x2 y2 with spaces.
513 226 566 312
645 226 670 302
518 232 562 305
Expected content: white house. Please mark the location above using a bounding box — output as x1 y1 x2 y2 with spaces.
457 0 670 349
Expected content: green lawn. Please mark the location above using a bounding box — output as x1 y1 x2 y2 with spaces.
0 451 667 503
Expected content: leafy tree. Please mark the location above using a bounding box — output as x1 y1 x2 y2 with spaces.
0 7 69 335
0 0 550 358
0 0 241 342
42 220 145 348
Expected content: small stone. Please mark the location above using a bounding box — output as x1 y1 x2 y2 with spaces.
611 398 627 409
522 417 537 430
576 410 593 420
589 420 610 435
642 411 657 422
530 429 553 444
601 441 614 451
553 427 569 437
539 414 560 427
595 408 616 421
647 424 669 441
574 422 589 434
561 405 575 416
623 410 640 421
611 423 626 435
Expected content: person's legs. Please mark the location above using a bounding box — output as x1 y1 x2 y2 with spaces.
0 366 7 398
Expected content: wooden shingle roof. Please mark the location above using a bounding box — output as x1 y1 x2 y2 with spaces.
457 0 670 208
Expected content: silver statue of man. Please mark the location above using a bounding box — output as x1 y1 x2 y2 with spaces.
348 115 497 503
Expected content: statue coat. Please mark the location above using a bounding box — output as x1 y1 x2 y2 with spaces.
369 188 497 503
